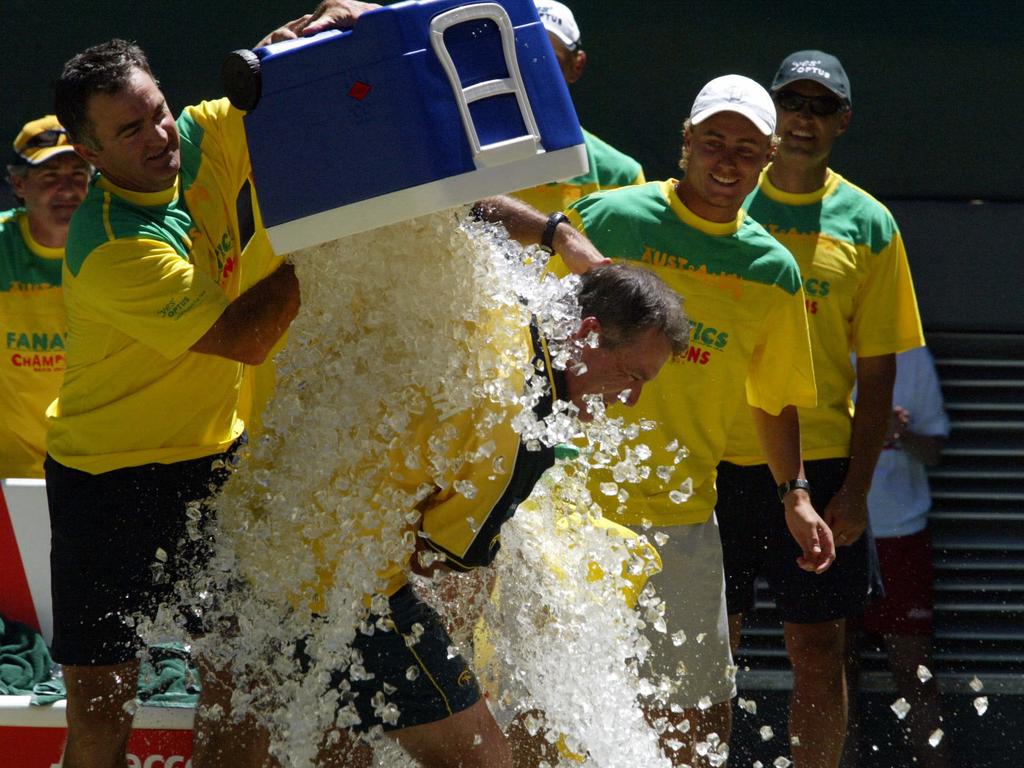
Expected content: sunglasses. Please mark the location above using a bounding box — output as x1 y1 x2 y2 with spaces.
774 90 846 117
20 128 69 152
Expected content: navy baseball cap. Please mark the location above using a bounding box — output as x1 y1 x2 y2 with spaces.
771 50 852 106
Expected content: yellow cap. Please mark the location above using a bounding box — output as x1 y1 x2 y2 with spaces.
12 115 78 166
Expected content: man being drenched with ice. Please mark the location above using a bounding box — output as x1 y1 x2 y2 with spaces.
375 261 685 763
193 207 689 768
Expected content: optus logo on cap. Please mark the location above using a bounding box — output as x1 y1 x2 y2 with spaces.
787 59 833 80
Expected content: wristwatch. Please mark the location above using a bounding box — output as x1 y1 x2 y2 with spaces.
540 211 569 253
777 478 811 502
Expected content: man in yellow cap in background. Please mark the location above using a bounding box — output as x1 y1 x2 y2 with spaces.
513 0 646 212
1 116 90 477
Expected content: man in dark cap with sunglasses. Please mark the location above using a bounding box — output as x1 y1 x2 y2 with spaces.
716 50 924 767
1 116 90 478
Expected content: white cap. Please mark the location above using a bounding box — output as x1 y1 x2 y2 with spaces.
690 74 777 136
534 1 581 50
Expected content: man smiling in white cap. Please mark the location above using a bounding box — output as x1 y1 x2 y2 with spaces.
548 74 834 766
513 1 646 213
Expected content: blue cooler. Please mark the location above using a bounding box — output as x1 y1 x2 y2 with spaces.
224 0 587 254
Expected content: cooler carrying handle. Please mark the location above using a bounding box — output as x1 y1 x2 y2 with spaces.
429 2 542 169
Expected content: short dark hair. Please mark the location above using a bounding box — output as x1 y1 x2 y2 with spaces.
577 263 689 357
55 39 154 149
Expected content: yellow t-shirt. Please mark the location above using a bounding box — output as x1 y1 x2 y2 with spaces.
47 99 260 473
380 326 565 595
559 181 817 526
306 325 563 601
0 210 66 477
723 168 924 464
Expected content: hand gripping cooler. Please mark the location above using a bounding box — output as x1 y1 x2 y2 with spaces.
224 0 588 254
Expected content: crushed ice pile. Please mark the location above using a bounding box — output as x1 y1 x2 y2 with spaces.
472 456 671 767
143 210 674 767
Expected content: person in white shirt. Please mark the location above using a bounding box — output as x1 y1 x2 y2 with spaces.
843 345 955 768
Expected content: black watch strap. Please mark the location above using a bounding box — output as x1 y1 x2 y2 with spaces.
777 478 811 502
541 211 569 253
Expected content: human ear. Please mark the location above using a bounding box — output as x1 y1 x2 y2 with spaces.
573 315 602 342
836 109 853 136
8 172 28 199
567 49 587 84
73 142 101 168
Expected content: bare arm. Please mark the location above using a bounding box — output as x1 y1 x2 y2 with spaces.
472 196 610 274
190 262 300 365
826 353 896 545
751 405 835 573
889 406 946 466
900 433 946 467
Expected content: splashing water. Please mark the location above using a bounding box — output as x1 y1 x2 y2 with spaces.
475 458 671 767
135 210 674 766
890 697 911 720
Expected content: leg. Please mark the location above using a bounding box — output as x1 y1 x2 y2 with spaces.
61 662 139 768
392 697 511 768
865 530 951 768
784 619 847 768
727 613 743 657
191 656 278 768
317 729 374 768
716 460 774 754
505 710 560 768
336 585 493 766
883 634 954 768
647 701 732 768
768 459 872 768
640 518 736 767
839 621 865 768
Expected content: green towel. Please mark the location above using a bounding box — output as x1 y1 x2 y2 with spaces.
0 615 53 695
27 642 202 708
137 644 201 708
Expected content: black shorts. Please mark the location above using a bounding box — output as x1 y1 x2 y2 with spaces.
300 585 480 733
716 458 881 624
45 444 238 666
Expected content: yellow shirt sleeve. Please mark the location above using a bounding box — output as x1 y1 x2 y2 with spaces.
181 99 252 196
746 285 817 415
73 238 229 360
851 231 924 357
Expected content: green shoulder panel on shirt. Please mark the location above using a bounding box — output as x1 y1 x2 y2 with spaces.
569 129 644 188
0 209 26 290
745 172 899 255
65 183 193 277
826 176 900 254
1 209 63 290
571 182 802 294
176 107 206 192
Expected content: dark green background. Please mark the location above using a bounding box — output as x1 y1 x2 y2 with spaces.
3 1 1022 329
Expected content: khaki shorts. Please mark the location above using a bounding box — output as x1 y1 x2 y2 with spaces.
635 514 736 708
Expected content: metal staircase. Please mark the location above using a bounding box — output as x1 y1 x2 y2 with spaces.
736 331 1024 688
